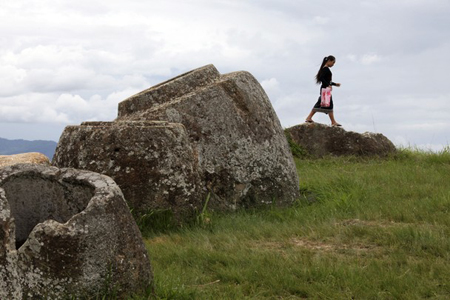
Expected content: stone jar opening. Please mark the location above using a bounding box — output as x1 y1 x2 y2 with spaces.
2 172 94 249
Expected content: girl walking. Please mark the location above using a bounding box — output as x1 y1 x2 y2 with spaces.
305 55 342 126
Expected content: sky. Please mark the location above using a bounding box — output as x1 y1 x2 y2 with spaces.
1 0 449 151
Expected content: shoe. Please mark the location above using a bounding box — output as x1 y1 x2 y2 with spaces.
332 123 342 127
305 119 314 123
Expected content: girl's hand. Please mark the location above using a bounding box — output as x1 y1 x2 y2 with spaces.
335 83 341 87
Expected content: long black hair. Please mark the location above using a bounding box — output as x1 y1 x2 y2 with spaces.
315 55 335 84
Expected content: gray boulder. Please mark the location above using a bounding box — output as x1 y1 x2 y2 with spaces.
54 64 299 216
286 123 397 157
117 64 299 210
53 121 202 219
0 164 152 299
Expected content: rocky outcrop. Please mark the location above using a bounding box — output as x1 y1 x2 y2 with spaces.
286 123 397 157
0 152 50 168
53 64 299 216
0 164 152 299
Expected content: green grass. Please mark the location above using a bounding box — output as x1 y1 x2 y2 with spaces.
136 148 450 299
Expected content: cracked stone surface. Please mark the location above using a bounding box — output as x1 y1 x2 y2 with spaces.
53 120 202 219
0 164 152 299
53 64 299 216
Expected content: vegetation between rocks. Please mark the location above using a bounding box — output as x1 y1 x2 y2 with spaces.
135 147 450 299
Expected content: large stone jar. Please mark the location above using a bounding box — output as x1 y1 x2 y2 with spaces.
0 164 153 299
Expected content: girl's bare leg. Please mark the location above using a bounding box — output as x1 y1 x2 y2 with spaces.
305 110 316 122
329 112 341 126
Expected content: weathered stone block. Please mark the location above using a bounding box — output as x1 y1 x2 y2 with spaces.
53 120 202 218
118 64 221 118
54 64 299 216
0 164 152 299
117 65 299 210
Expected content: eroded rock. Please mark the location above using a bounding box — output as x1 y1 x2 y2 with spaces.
117 65 299 210
286 123 397 157
53 64 299 216
53 121 202 219
0 152 50 168
0 164 152 299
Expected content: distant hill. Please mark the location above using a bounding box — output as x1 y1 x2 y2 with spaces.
0 137 58 160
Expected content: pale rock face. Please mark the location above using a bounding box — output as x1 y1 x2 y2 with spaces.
286 123 397 157
0 152 50 168
54 64 299 217
0 164 152 299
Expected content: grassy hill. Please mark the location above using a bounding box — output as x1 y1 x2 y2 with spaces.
0 137 57 160
135 148 450 299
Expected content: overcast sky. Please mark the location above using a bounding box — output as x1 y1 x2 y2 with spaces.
1 0 449 151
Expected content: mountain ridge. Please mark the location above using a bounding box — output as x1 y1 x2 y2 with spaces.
0 137 57 160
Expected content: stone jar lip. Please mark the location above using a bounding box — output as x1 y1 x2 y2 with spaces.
0 163 118 187
0 163 125 250
117 64 221 118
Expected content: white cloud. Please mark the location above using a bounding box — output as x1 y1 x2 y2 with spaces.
55 94 91 114
0 94 71 123
0 0 449 151
361 53 381 65
260 78 280 95
313 16 330 25
346 54 358 62
343 53 381 65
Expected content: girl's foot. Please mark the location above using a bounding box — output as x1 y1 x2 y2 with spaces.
305 119 314 123
332 123 342 127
